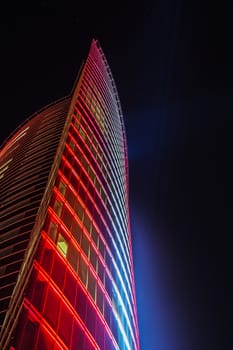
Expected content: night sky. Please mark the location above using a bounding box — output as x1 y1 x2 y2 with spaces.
0 1 232 349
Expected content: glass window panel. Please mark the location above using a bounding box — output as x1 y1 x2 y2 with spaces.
62 207 73 231
105 274 112 300
19 318 38 350
73 120 79 129
47 221 58 242
96 285 104 314
69 140 75 151
63 162 70 179
75 201 84 222
66 151 73 165
98 260 105 285
67 188 75 208
86 299 96 337
58 181 66 196
71 220 82 245
81 233 89 258
106 251 112 268
71 321 84 350
51 254 66 290
79 255 88 287
95 318 104 349
78 184 86 204
64 269 77 305
74 147 82 163
111 316 119 344
68 242 78 272
83 338 95 350
99 239 105 258
58 304 72 347
41 245 54 274
85 195 93 217
37 329 54 350
57 233 68 257
31 276 47 313
75 286 87 320
83 212 92 234
82 156 88 171
87 271 96 302
54 199 63 217
95 178 101 193
90 247 98 272
44 288 60 328
73 158 81 177
70 173 79 192
91 226 99 248
104 301 111 328
87 181 95 199
88 166 95 183
79 128 86 140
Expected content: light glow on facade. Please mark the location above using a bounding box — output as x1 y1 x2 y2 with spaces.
0 40 139 350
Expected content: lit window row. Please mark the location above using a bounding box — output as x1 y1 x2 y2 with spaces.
82 52 138 347
55 153 136 343
34 235 122 349
67 119 129 261
72 101 129 245
59 146 133 308
17 271 115 350
83 62 126 191
51 170 136 346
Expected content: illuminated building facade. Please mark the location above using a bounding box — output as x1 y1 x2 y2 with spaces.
0 40 140 350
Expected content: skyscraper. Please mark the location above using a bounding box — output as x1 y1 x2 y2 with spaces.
0 40 140 350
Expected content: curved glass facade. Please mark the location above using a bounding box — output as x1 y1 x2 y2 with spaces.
0 40 139 350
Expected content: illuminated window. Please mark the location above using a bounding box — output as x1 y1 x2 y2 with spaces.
58 180 67 196
69 139 75 151
48 221 58 242
62 207 72 230
81 233 90 258
86 299 96 337
54 199 63 217
99 239 105 258
83 213 92 234
73 120 79 129
91 226 99 248
90 247 98 273
79 256 88 287
67 188 76 207
44 288 60 328
98 261 105 285
79 127 86 140
96 285 104 314
75 286 87 322
57 233 68 257
75 201 84 222
68 243 78 272
37 329 54 350
71 321 85 350
64 269 77 305
51 254 66 290
87 272 96 301
88 166 96 184
95 318 104 349
71 220 82 245
58 304 72 347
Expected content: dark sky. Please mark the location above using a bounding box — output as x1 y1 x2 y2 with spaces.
0 1 233 349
